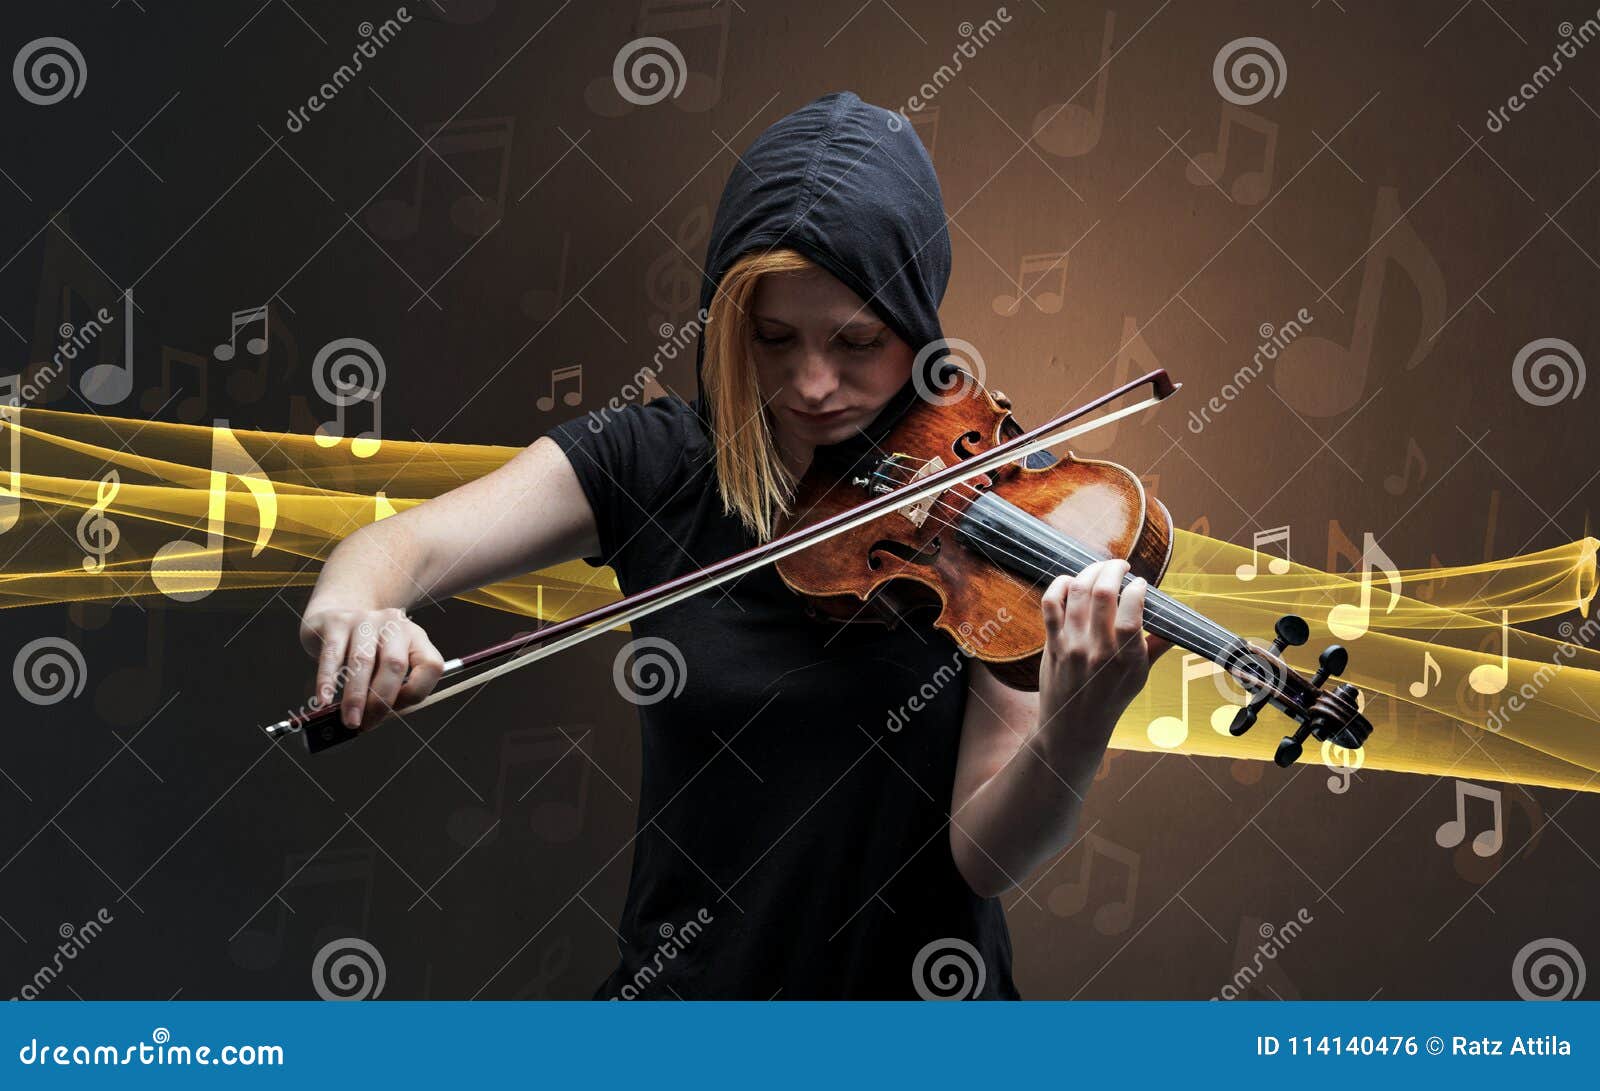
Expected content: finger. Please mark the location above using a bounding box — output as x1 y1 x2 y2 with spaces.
1145 632 1174 662
1112 574 1151 658
397 622 447 704
1041 573 1071 637
339 623 380 728
1063 565 1097 646
1091 559 1130 648
313 623 350 713
363 626 413 727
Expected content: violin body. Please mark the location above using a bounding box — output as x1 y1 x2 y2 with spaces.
774 380 1175 690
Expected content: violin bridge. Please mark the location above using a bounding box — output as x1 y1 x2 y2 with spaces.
894 454 947 529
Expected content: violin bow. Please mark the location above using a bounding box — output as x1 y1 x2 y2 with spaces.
266 369 1179 751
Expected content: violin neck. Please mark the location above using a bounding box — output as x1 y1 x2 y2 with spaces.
953 492 1249 667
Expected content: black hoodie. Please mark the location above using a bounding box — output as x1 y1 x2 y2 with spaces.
544 92 1017 999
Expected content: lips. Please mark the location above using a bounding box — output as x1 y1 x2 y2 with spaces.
790 407 850 424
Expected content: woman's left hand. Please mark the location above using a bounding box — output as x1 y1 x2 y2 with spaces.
1037 558 1172 745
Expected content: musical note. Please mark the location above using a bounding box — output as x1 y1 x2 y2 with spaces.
1048 832 1139 935
1409 650 1442 699
1275 186 1447 416
992 251 1069 316
1468 609 1510 695
1189 513 1211 537
1320 738 1364 794
446 726 594 848
584 0 730 116
139 346 209 421
1074 316 1161 453
536 364 584 412
151 422 277 602
0 375 21 534
1383 437 1426 496
1185 103 1279 204
1147 653 1235 748
366 116 515 238
645 205 710 333
1326 531 1401 641
213 303 269 361
520 232 570 320
1235 525 1292 581
76 470 122 574
1031 11 1114 158
1435 780 1503 857
80 287 135 405
314 386 383 459
228 848 377 971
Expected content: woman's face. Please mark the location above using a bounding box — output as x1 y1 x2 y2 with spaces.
748 267 914 449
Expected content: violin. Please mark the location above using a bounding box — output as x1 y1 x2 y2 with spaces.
266 367 1372 768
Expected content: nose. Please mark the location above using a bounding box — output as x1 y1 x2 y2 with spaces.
790 347 840 407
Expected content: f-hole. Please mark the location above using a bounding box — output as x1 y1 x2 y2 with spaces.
867 536 942 570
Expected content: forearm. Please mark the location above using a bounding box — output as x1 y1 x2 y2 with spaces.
951 704 1113 899
306 515 434 615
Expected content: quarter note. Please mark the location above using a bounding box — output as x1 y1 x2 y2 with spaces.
151 422 278 601
1146 652 1234 748
80 287 135 405
213 303 269 361
1235 525 1291 581
1383 436 1426 496
1031 11 1114 158
1467 609 1510 695
1408 649 1442 698
992 251 1068 316
537 364 584 411
1326 531 1401 641
1435 780 1503 857
520 233 570 320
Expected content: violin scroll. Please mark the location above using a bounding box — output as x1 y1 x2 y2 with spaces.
1224 612 1374 768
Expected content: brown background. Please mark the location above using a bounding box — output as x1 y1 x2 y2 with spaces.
1 0 1596 999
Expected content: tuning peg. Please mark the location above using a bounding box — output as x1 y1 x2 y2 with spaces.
1268 614 1310 655
1309 644 1348 689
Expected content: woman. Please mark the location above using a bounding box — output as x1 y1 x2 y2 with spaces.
300 91 1169 999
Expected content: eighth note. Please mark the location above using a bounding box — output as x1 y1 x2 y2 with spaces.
214 304 269 362
537 364 584 412
1235 525 1292 581
1408 650 1442 698
1326 531 1401 641
1435 779 1504 858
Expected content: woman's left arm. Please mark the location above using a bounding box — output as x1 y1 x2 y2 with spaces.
949 559 1170 898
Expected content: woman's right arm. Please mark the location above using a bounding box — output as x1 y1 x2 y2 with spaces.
300 435 599 731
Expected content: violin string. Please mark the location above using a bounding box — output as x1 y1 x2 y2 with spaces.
863 458 1281 690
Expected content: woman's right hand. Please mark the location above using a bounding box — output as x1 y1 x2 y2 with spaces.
299 606 448 730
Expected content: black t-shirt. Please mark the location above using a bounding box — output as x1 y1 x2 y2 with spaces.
544 396 1018 999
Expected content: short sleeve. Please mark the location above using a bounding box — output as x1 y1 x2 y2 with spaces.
542 396 704 570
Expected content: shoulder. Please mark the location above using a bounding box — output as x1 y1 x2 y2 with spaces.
542 394 713 529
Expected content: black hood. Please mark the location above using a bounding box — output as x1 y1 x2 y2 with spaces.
692 91 951 470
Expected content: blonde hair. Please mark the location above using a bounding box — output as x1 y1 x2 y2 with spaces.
700 248 820 542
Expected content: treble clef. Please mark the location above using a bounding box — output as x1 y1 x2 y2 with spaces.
76 469 122 575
